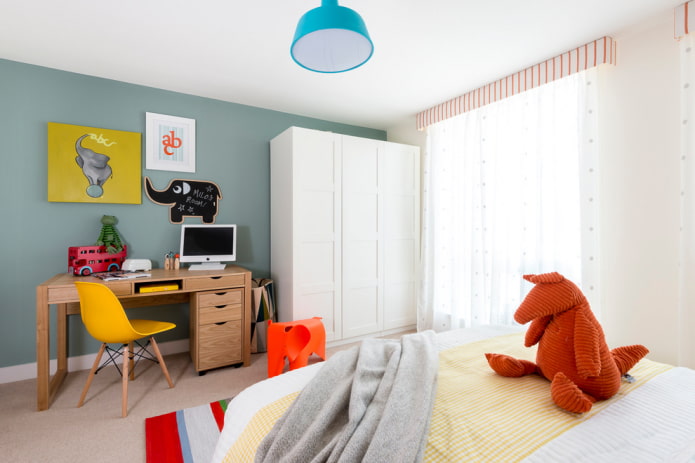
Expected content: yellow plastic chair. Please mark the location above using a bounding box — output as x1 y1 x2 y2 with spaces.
74 281 176 417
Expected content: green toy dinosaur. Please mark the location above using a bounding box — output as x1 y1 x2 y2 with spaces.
96 215 124 254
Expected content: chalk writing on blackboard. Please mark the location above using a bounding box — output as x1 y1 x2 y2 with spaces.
144 177 222 223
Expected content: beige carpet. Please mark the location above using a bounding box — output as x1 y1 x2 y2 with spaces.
1 331 413 463
1 347 337 463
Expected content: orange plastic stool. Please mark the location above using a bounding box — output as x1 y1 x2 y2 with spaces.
267 317 326 378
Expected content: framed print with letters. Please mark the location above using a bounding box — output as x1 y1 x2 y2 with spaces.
146 112 196 172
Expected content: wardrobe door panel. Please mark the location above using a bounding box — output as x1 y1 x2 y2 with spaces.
383 142 420 330
271 127 341 341
299 242 336 285
342 286 379 338
296 291 337 340
297 191 336 238
384 239 417 328
341 135 382 337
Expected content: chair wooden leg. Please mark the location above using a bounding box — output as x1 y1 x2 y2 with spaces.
150 337 174 388
121 343 130 418
128 341 135 381
78 343 106 408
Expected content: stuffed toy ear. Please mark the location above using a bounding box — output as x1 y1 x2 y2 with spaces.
515 272 583 324
523 272 565 284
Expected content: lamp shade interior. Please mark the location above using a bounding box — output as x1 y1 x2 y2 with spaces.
291 2 373 73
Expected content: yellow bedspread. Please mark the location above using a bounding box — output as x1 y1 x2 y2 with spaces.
223 332 670 463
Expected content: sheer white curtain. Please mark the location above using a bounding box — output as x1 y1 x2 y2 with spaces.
419 69 600 332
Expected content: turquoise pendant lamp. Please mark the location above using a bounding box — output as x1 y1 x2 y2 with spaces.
291 0 373 73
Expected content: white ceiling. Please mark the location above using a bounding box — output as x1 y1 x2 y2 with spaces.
0 0 682 130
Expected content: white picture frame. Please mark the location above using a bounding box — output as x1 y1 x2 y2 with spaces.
145 112 196 172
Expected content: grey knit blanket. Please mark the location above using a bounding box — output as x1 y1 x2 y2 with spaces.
254 330 439 463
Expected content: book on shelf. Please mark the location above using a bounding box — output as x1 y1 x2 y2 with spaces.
92 271 152 281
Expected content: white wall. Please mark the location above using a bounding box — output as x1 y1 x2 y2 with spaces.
387 11 694 368
599 13 684 367
386 118 426 148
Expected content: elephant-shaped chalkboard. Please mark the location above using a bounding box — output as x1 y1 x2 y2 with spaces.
144 177 222 223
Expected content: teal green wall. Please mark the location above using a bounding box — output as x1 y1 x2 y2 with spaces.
0 58 385 369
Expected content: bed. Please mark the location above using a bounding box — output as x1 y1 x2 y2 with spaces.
211 326 695 463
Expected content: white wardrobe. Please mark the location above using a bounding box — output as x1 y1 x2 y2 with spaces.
270 126 420 342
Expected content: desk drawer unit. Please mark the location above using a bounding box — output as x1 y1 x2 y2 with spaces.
191 288 244 372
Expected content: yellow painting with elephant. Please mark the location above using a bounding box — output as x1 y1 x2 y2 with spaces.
48 122 141 204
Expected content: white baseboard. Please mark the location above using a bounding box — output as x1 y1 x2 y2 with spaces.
0 338 190 385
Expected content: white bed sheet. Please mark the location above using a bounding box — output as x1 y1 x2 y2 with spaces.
523 367 695 462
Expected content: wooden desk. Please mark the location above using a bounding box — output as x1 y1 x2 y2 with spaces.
36 266 252 411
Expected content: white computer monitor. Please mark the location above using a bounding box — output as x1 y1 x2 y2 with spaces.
179 224 237 271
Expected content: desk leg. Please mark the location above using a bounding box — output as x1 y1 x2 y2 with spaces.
57 303 67 374
36 287 68 411
36 287 50 411
49 303 69 405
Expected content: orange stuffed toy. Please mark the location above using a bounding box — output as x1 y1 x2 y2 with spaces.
485 272 648 413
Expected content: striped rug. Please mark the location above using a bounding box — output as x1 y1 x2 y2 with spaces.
145 399 230 463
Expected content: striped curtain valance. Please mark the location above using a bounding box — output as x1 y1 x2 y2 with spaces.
676 1 694 39
416 36 616 131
